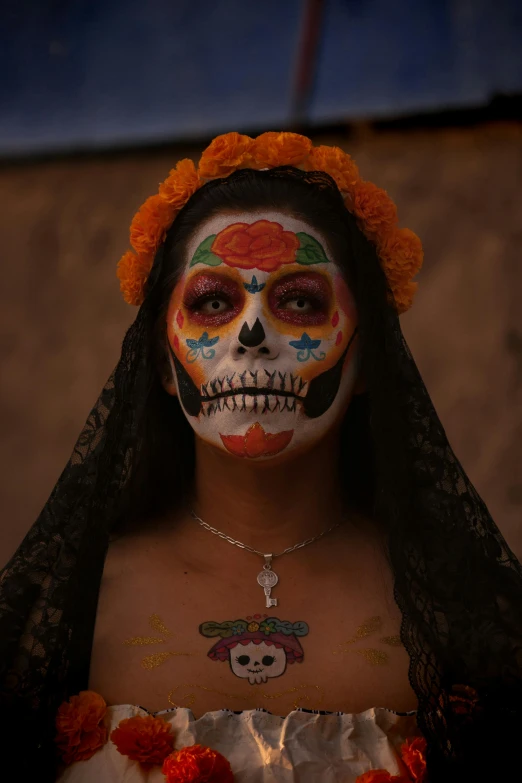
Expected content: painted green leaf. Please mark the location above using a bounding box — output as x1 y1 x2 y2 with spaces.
295 232 329 265
199 620 236 638
189 234 222 267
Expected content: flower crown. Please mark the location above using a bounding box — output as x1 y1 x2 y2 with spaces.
117 131 423 314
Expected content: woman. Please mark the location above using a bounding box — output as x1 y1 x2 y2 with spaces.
1 132 521 782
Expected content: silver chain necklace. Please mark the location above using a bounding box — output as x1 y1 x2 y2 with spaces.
189 509 341 608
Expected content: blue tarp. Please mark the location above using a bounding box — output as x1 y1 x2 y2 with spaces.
310 0 522 121
1 0 521 156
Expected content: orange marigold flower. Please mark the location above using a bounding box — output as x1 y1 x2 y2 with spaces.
251 131 312 168
389 280 418 315
355 771 410 783
55 691 108 766
377 227 424 286
130 194 176 257
159 158 200 209
351 181 398 237
110 714 174 767
305 145 359 192
162 743 234 782
117 250 151 306
447 683 481 717
400 736 428 782
198 132 254 178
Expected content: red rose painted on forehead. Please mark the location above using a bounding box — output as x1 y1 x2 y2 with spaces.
211 220 300 272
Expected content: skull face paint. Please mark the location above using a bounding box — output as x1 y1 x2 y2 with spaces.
200 616 309 685
230 642 286 684
166 212 360 459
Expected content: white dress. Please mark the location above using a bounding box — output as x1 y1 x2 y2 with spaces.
57 703 420 782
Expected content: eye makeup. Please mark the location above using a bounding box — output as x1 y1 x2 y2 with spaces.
183 272 244 327
268 272 331 326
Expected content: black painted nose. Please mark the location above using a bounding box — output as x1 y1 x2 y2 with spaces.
238 318 265 348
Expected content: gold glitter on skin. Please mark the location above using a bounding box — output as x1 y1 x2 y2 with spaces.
168 683 324 711
332 616 403 663
141 651 197 671
124 636 166 646
356 649 389 666
123 613 173 646
123 614 196 669
381 635 402 646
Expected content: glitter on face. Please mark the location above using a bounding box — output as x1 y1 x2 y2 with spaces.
267 271 331 326
165 211 362 461
183 272 244 327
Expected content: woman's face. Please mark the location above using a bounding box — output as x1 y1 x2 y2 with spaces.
165 211 361 460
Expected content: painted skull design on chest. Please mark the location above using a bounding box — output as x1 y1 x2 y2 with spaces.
166 212 360 459
200 615 309 684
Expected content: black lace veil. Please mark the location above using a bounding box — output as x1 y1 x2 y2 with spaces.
1 167 521 781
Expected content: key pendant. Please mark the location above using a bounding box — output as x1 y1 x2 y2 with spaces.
257 555 279 608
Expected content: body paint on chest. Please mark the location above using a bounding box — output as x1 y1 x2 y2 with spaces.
200 614 309 685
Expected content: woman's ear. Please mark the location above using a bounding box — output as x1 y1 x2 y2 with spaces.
161 368 178 397
158 341 178 397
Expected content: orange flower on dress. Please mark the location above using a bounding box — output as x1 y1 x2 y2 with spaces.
159 159 201 209
447 683 481 716
110 714 174 767
55 690 108 766
355 771 410 783
162 744 234 782
117 250 151 306
198 132 254 178
251 131 312 168
305 145 359 192
377 228 424 286
351 181 398 237
211 219 299 272
130 194 176 257
400 736 427 782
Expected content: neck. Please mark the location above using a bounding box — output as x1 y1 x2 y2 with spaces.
191 430 348 552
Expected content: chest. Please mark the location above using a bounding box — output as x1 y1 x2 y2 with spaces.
89 535 417 717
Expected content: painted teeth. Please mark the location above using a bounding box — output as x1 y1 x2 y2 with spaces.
201 372 307 399
200 394 299 416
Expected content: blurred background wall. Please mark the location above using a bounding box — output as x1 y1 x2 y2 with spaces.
1 0 521 563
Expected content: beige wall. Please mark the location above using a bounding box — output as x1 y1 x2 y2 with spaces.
1 123 521 564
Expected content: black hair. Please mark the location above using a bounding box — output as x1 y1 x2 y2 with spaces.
120 167 380 530
2 166 521 781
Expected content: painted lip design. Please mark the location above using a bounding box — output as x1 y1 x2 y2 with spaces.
202 394 298 417
220 422 294 458
170 326 357 421
201 370 308 400
200 370 307 416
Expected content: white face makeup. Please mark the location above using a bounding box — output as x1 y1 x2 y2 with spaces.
165 211 360 461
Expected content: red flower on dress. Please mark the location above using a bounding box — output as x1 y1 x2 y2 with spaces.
162 744 234 782
355 771 410 783
400 736 427 782
110 714 174 767
55 691 108 765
